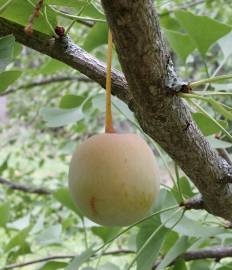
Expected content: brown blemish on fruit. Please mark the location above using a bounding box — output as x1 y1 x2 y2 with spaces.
90 196 98 215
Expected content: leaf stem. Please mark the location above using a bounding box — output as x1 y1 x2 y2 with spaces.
126 208 183 270
190 74 232 88
94 205 180 254
44 5 58 38
188 99 232 141
0 0 13 14
49 5 106 23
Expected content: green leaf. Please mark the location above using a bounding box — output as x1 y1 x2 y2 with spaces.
14 42 22 58
172 176 195 199
35 224 62 246
60 95 85 109
5 227 31 252
65 248 94 270
41 107 83 127
7 242 31 263
91 226 120 243
7 214 30 230
0 154 10 173
53 187 83 217
190 261 210 270
0 0 57 35
112 96 135 124
39 59 68 75
98 263 120 270
160 191 224 237
48 0 104 19
192 112 228 136
83 23 108 52
161 231 179 252
173 260 187 270
164 29 195 61
190 99 232 141
160 209 223 237
156 236 190 270
0 35 15 71
218 31 232 58
216 262 232 270
136 214 168 270
136 226 167 270
207 136 232 149
37 261 68 270
47 0 84 8
0 202 10 227
175 10 231 55
208 98 232 120
160 15 181 31
0 70 22 92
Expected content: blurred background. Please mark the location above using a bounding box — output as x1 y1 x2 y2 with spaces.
1 0 232 269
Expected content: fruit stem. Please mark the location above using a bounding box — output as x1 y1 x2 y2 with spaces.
105 30 114 133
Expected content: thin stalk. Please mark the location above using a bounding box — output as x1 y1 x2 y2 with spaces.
105 30 114 133
44 5 58 38
0 0 13 14
190 74 232 88
174 162 184 201
203 56 228 92
65 3 89 34
193 91 232 96
50 5 106 23
81 218 88 250
94 205 180 254
188 99 232 141
126 208 184 270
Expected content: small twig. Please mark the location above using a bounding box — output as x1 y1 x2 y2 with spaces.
0 250 133 270
0 177 51 195
0 75 92 96
3 245 232 270
0 255 74 270
25 0 44 35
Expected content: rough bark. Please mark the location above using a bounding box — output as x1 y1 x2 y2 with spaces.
101 0 232 220
153 246 232 268
1 1 232 220
0 17 130 104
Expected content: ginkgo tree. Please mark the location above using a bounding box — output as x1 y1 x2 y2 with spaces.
1 0 232 270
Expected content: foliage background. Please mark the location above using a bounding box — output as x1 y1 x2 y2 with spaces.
1 0 232 269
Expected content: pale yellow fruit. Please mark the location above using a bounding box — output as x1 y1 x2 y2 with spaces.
68 133 160 226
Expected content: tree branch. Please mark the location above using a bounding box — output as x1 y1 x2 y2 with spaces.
0 177 51 195
181 195 205 210
153 246 232 268
0 250 133 270
0 17 130 105
101 0 232 221
1 6 232 221
2 246 232 270
0 75 92 96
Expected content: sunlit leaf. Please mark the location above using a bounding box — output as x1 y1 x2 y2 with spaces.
175 10 231 55
0 34 15 71
0 70 22 93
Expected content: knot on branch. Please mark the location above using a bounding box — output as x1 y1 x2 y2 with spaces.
180 195 205 210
